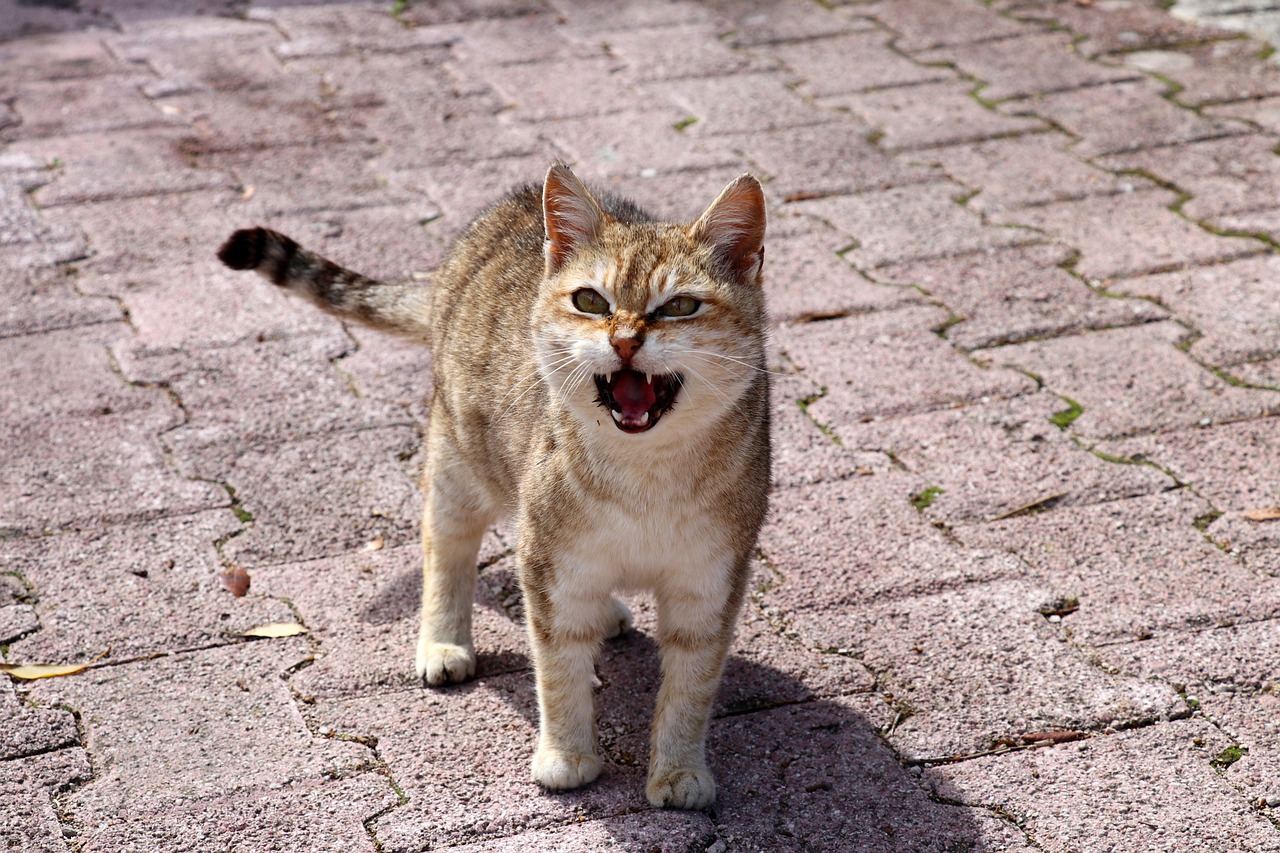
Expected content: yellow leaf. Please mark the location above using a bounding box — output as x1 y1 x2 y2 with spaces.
1 662 90 681
1244 507 1280 522
241 622 308 638
362 535 385 552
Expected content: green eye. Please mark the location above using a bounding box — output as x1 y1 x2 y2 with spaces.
658 296 701 318
572 288 609 314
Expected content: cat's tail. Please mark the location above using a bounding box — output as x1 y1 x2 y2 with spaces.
217 226 433 343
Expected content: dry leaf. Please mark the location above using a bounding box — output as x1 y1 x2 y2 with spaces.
1244 507 1280 522
241 622 308 638
220 566 251 597
363 535 385 552
239 184 256 200
1019 730 1089 745
1 662 90 681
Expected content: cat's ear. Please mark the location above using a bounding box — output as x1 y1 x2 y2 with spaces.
690 174 766 286
543 163 605 276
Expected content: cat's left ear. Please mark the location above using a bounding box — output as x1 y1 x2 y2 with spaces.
543 163 605 276
690 174 766 287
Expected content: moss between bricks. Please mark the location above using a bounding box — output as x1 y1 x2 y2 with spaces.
1049 397 1084 430
910 486 944 512
1211 745 1247 771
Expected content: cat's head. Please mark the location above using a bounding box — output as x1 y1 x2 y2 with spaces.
531 164 768 442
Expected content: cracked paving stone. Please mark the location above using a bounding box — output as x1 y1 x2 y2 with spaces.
926 719 1280 853
0 748 93 853
0 604 38 646
0 265 120 339
973 321 1280 439
1100 417 1280 577
29 639 370 833
1001 188 1261 282
1098 619 1280 806
840 393 1176 525
778 305 1036 427
3 510 292 663
0 680 78 762
1107 253 1280 367
873 243 1168 351
956 490 1280 646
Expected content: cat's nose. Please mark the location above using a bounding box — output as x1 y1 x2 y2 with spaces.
612 336 642 361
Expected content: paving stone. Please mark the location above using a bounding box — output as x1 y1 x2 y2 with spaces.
1234 359 1280 389
210 427 422 568
0 265 120 339
996 0 1238 57
778 305 1036 426
1108 254 1280 367
0 179 90 267
781 578 1181 762
590 165 759 224
254 544 524 701
1 408 227 535
874 243 1168 351
399 0 548 27
534 109 742 181
655 72 832 136
604 23 775 82
80 772 397 853
867 0 1038 51
716 0 875 47
394 152 556 240
764 30 952 97
336 325 434 421
0 680 78 762
3 510 292 663
477 56 640 121
841 393 1175 525
1000 79 1244 156
926 719 1280 853
973 322 1280 438
1004 189 1261 282
770 372 891 491
0 748 92 853
427 12 588 68
248 0 442 57
30 640 371 829
8 75 177 140
760 473 1026 615
439 811 715 853
1121 39 1280 106
1207 93 1280 136
823 80 1046 151
957 491 1280 645
110 24 283 100
917 31 1141 102
763 215 919 323
0 31 125 88
925 132 1146 214
733 121 939 202
0 1 106 44
1098 134 1280 224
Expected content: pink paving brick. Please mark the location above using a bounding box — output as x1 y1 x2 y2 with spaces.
956 490 1280 645
0 681 77 761
926 719 1280 853
874 243 1168 351
995 0 1238 57
0 265 120 339
0 31 126 88
770 372 892 490
840 392 1175 524
1000 79 1244 156
1107 254 1280 367
973 321 1280 438
716 0 875 47
916 31 1141 102
602 23 776 82
337 325 434 421
250 0 442 57
1120 40 1280 107
653 72 833 136
794 181 1038 269
0 748 92 853
1002 188 1261 282
439 812 715 853
869 0 1038 50
778 305 1036 425
8 75 178 140
474 55 640 122
822 80 1047 151
1234 359 1280 389
1207 93 1280 136
763 30 952 97
399 0 547 28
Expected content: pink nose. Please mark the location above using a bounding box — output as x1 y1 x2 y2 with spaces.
612 337 641 360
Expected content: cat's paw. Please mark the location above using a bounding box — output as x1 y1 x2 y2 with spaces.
416 642 475 686
646 767 716 810
603 596 634 640
531 747 603 790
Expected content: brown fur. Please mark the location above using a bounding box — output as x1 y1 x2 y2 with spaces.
217 165 771 810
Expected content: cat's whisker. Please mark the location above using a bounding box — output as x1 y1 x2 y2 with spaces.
677 348 781 376
503 355 578 417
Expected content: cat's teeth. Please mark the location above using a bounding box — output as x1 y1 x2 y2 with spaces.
639 411 650 426
644 371 653 384
610 409 623 424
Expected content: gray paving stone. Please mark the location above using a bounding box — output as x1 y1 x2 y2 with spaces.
604 23 775 82
0 603 38 646
778 305 1036 427
841 393 1176 525
926 719 1280 853
3 510 291 664
956 491 1280 645
874 243 1168 351
1207 93 1280 135
0 31 117 84
0 681 78 762
978 322 1280 438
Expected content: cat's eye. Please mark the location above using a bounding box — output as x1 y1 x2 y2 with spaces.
657 296 701 318
572 288 610 315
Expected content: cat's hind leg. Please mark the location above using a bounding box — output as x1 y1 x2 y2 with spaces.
416 419 495 687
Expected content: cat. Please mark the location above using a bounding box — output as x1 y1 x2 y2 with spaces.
217 164 771 810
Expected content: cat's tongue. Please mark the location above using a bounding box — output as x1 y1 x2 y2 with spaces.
611 369 656 420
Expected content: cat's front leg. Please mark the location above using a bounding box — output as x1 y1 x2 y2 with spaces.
647 554 749 810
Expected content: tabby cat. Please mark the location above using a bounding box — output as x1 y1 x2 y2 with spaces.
217 164 771 810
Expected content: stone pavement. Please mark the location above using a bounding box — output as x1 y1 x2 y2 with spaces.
2 0 1280 849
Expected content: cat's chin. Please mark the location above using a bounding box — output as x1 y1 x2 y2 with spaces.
593 369 681 434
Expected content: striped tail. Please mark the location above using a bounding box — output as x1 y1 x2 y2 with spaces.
217 227 433 343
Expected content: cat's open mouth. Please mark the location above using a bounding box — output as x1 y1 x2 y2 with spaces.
594 369 681 433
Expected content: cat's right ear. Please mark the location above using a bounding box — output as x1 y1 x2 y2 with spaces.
543 163 604 276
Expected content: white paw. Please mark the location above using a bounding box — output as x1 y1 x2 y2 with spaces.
416 642 475 686
646 766 716 810
603 596 634 640
531 746 603 790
